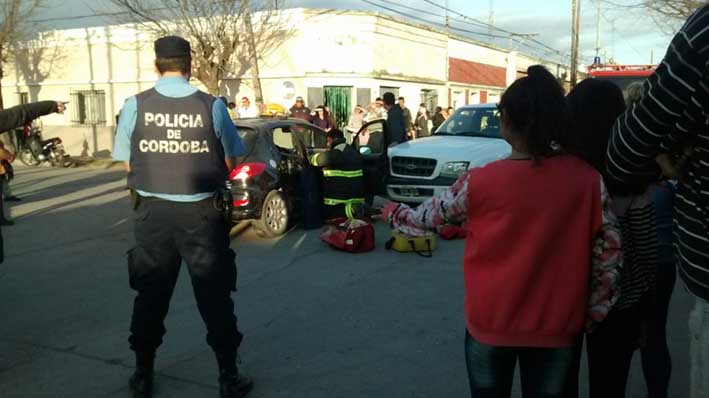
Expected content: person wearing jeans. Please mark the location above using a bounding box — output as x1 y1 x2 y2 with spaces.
640 181 677 398
465 333 574 397
383 66 621 398
606 6 709 397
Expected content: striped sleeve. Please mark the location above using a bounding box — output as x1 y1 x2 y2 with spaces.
607 5 709 184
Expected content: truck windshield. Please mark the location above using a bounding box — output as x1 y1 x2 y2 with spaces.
435 107 503 139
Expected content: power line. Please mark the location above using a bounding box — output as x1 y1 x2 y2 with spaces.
419 0 571 59
28 10 129 23
420 0 531 37
363 0 558 60
360 0 511 40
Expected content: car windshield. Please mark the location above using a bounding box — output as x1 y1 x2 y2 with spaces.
435 107 502 139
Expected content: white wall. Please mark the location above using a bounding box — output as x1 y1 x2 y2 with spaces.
1 8 571 156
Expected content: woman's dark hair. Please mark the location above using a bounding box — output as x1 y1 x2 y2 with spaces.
155 56 191 74
566 78 646 195
566 78 625 173
498 65 571 159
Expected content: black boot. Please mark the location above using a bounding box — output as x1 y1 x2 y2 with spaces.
217 352 253 398
129 351 154 398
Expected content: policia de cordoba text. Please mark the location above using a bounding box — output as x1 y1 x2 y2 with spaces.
139 112 210 154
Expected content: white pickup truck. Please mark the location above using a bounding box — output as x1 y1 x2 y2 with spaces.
386 104 511 203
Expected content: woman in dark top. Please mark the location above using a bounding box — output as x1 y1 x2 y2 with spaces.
311 106 333 131
564 78 660 398
415 104 430 138
431 106 445 133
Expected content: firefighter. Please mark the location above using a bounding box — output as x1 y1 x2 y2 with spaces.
113 36 252 398
309 129 365 220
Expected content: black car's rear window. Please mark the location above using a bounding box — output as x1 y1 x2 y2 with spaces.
236 127 258 162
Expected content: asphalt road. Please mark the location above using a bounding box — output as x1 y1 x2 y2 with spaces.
0 165 697 398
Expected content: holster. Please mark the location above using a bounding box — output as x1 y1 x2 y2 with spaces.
213 188 234 227
130 189 141 210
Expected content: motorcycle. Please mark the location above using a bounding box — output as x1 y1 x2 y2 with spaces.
13 122 73 167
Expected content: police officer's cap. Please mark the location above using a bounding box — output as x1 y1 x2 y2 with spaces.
154 36 191 58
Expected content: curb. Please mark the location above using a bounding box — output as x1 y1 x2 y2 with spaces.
72 157 123 170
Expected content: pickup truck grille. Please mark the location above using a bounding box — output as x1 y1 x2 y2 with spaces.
391 156 437 177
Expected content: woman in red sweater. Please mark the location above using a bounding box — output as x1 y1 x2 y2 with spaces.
382 66 622 397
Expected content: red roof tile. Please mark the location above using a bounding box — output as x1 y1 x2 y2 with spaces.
449 58 506 87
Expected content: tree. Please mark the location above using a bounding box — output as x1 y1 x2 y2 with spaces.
14 31 66 102
606 0 706 32
108 0 291 101
640 0 706 22
0 0 45 109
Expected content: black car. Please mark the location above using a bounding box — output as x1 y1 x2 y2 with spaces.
229 117 390 237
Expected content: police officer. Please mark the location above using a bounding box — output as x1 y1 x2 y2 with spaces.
309 129 365 220
113 36 252 398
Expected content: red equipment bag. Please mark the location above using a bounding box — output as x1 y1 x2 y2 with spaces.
320 218 375 253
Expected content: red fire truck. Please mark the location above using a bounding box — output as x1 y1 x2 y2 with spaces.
587 63 658 94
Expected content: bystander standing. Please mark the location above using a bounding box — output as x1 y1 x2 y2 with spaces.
289 96 311 121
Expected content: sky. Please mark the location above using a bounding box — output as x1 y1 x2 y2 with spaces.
30 0 677 66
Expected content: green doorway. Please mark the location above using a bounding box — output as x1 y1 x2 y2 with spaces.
324 86 352 130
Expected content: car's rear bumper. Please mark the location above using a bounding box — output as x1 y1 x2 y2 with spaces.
230 188 264 221
386 175 458 203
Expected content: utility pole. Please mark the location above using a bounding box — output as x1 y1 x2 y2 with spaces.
595 0 602 62
445 0 450 107
488 0 495 41
570 0 581 87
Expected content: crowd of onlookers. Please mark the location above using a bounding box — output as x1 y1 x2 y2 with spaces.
381 4 709 398
160 6 709 397
219 92 457 144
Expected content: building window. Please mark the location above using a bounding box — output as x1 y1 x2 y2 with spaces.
18 92 29 105
420 89 438 112
356 88 371 107
379 86 399 98
70 90 106 125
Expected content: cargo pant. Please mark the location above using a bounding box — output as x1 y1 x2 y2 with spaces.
127 197 242 356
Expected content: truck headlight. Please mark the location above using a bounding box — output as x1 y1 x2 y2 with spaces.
440 161 470 178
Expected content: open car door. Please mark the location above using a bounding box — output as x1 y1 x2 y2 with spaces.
352 119 389 197
291 123 329 160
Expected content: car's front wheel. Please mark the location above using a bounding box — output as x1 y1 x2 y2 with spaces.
254 190 289 238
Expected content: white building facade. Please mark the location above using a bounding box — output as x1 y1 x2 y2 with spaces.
0 8 572 157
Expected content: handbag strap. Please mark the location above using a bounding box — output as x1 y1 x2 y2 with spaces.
408 239 433 258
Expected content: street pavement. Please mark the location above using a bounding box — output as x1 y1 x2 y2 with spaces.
0 165 696 398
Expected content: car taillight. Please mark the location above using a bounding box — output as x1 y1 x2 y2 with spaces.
229 162 266 181
233 198 249 207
